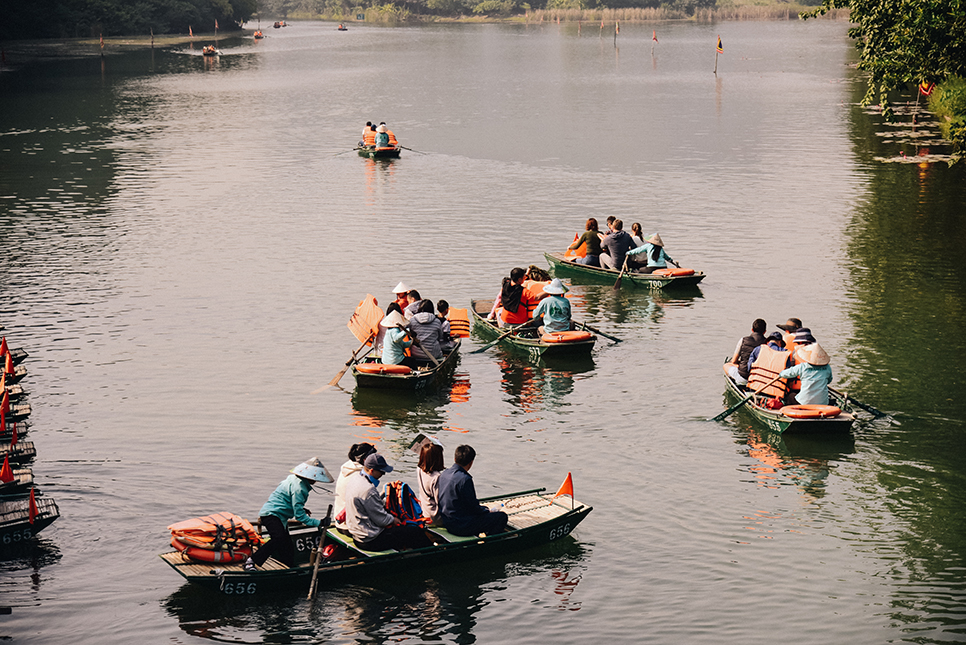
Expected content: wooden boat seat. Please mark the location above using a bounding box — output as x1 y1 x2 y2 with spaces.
326 529 397 557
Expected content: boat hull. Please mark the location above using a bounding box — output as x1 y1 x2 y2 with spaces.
721 364 854 434
160 489 592 595
0 496 59 545
545 252 705 289
351 340 461 391
470 300 595 360
358 147 401 159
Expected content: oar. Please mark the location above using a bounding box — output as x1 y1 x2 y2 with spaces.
579 322 622 343
312 334 374 393
405 328 440 366
307 504 333 600
829 386 886 417
334 147 361 157
470 328 516 354
613 258 629 291
397 146 427 155
709 374 784 422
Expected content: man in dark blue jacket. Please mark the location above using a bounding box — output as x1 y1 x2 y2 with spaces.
437 445 508 537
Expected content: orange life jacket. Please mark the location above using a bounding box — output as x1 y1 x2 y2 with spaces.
446 308 471 337
782 332 802 390
748 345 791 398
363 129 376 146
387 130 398 146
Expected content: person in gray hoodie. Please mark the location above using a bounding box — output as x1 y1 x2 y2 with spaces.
407 300 447 362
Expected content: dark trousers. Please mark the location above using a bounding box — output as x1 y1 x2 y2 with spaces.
360 524 433 551
627 259 658 273
252 515 294 567
448 511 508 537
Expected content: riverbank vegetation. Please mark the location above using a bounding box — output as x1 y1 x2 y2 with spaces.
804 0 966 153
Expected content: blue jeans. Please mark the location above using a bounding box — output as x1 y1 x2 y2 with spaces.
576 254 600 267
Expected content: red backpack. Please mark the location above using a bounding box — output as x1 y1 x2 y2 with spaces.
384 481 426 527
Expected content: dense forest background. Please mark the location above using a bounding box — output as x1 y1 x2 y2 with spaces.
2 0 718 40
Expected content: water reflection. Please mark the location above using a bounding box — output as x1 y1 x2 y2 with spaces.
0 539 63 604
733 426 855 501
163 540 589 642
572 283 703 326
498 354 594 416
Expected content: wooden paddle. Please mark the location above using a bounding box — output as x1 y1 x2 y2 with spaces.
307 504 333 600
471 328 516 354
312 334 374 393
398 146 427 155
828 386 886 417
709 374 784 422
613 258 629 291
579 322 621 343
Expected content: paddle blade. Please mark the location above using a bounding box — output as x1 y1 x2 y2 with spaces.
347 295 383 345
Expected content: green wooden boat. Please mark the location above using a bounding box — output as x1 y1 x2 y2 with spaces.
159 488 592 595
545 252 705 289
470 300 596 360
351 339 461 391
358 146 401 159
721 363 855 434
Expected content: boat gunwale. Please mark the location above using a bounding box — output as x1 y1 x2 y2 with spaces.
469 300 596 354
544 252 705 288
351 339 461 388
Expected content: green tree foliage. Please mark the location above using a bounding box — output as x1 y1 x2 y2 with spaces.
803 0 966 115
2 0 256 40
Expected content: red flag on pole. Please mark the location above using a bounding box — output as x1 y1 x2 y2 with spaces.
29 488 38 524
0 337 8 357
0 455 13 483
3 352 11 376
716 36 724 53
919 81 936 96
653 30 658 43
1 390 9 416
100 33 104 49
215 19 219 30
553 472 574 499
189 26 193 37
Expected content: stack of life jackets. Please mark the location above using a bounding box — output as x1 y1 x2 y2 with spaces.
168 512 263 564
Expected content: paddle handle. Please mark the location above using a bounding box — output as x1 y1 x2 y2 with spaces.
612 258 629 291
580 322 621 343
307 505 333 600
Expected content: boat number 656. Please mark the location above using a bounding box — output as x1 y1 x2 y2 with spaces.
549 524 571 540
221 580 257 595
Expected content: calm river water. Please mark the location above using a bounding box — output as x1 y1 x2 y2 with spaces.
1 18 965 644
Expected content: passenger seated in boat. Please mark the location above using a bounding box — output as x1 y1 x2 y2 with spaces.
245 457 331 571
436 300 457 353
334 443 377 526
746 332 793 403
727 319 767 386
404 290 423 319
363 125 377 148
381 310 417 368
379 122 398 147
407 300 446 362
600 219 636 270
416 442 445 525
437 445 508 537
391 282 410 311
630 222 646 248
626 233 676 274
525 278 573 335
361 121 373 146
489 267 546 327
345 453 433 551
375 124 390 148
568 218 603 267
779 343 833 405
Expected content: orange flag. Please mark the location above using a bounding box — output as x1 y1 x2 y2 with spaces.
0 337 8 357
189 26 194 37
1 390 8 415
4 353 12 376
653 30 658 43
553 472 574 499
29 487 38 524
0 455 13 483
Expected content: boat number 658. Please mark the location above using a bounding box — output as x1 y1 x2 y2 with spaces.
549 524 571 540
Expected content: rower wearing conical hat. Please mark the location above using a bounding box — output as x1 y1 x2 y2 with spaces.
778 342 833 405
245 457 333 571
626 232 676 274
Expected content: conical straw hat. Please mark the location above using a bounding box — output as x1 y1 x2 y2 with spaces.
796 342 830 366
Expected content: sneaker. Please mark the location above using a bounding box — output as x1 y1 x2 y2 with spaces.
243 557 256 572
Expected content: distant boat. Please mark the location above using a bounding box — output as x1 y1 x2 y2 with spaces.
254 30 264 39
202 45 219 56
338 24 348 30
358 146 401 159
